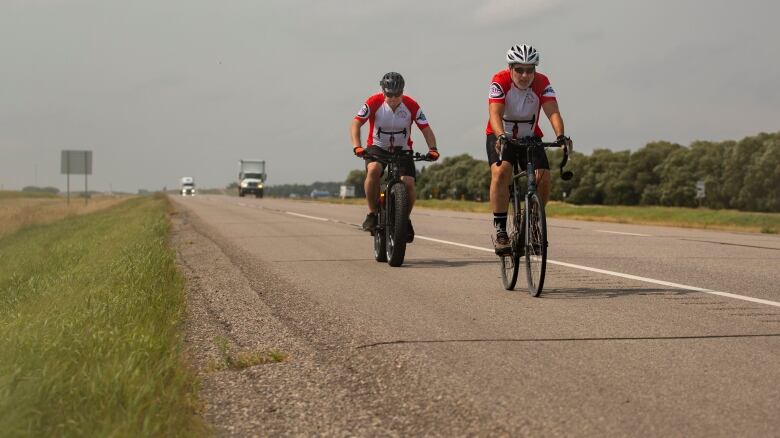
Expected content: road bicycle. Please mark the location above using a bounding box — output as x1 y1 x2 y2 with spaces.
497 136 573 296
363 147 433 267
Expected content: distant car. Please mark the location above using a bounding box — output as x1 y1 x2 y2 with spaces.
310 190 330 199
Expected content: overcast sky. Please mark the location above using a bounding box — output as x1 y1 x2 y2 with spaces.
1 0 778 192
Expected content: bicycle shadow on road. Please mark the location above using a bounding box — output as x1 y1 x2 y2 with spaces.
539 287 694 300
402 258 497 269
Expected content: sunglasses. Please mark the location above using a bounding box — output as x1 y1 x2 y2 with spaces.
512 66 536 75
384 91 402 98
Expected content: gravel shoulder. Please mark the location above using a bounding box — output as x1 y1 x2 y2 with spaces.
170 202 496 436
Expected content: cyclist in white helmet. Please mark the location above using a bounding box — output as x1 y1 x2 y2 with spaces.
486 44 573 255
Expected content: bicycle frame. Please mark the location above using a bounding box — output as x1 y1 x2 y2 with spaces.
363 147 431 266
497 136 571 294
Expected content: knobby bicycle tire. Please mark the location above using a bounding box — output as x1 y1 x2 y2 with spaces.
386 183 409 267
524 192 547 296
374 203 388 262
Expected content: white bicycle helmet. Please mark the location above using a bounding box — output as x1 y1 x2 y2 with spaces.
506 44 539 65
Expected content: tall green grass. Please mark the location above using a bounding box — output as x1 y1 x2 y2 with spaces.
311 198 780 233
0 195 206 437
545 203 780 234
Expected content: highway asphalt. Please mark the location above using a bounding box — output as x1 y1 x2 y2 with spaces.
172 195 780 436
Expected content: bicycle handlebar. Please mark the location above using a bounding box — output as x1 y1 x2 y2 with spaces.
498 137 573 181
362 146 435 163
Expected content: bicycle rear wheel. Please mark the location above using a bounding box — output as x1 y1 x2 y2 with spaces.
500 185 521 290
386 183 409 267
524 192 547 297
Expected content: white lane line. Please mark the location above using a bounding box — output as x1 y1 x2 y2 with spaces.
285 211 329 221
416 236 496 253
595 230 651 237
419 237 780 308
546 260 780 308
263 209 780 308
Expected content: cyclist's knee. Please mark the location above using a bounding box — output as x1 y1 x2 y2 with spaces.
491 163 511 184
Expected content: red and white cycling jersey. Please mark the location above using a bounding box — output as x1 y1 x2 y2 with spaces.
485 70 557 139
354 93 430 150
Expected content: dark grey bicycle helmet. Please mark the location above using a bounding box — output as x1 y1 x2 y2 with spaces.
380 72 405 94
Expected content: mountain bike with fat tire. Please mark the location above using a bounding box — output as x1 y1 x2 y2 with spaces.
497 136 572 296
363 147 432 267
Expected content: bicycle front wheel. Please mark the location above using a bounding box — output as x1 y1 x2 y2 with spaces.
500 185 521 290
386 183 409 267
524 192 548 297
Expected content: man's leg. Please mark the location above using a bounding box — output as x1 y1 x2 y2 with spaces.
365 162 382 213
362 162 382 231
490 162 513 254
490 162 512 214
535 169 551 205
400 176 416 243
400 176 416 212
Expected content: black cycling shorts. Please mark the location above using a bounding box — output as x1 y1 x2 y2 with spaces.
364 155 417 179
486 133 550 171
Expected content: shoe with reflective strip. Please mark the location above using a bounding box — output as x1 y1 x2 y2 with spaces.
494 230 511 255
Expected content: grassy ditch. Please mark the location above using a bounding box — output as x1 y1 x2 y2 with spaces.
0 195 207 436
545 203 779 234
0 191 127 239
308 198 779 234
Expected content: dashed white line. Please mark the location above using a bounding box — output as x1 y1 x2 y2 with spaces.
595 230 651 237
285 211 329 221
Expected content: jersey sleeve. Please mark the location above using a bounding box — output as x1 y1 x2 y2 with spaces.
414 108 430 129
488 71 510 104
353 94 384 125
535 74 557 105
402 96 430 130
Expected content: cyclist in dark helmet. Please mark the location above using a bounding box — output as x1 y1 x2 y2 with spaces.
350 71 440 243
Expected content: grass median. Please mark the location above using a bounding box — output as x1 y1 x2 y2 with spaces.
308 198 779 234
0 195 206 436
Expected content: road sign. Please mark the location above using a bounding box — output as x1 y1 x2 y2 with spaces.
61 150 93 204
695 180 706 199
61 150 92 175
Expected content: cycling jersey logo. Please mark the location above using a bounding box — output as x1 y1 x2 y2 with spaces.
417 111 427 122
357 104 369 118
489 82 505 99
396 109 409 118
542 85 556 97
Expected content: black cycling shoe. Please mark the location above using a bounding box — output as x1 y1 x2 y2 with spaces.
494 230 511 255
362 213 377 233
407 220 414 243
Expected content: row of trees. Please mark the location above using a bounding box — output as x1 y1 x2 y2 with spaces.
336 131 780 212
552 132 779 212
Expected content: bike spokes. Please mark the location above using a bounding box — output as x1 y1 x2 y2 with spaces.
499 188 521 290
524 193 547 297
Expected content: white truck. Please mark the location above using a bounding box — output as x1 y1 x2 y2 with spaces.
180 177 195 196
238 160 266 198
339 185 355 199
